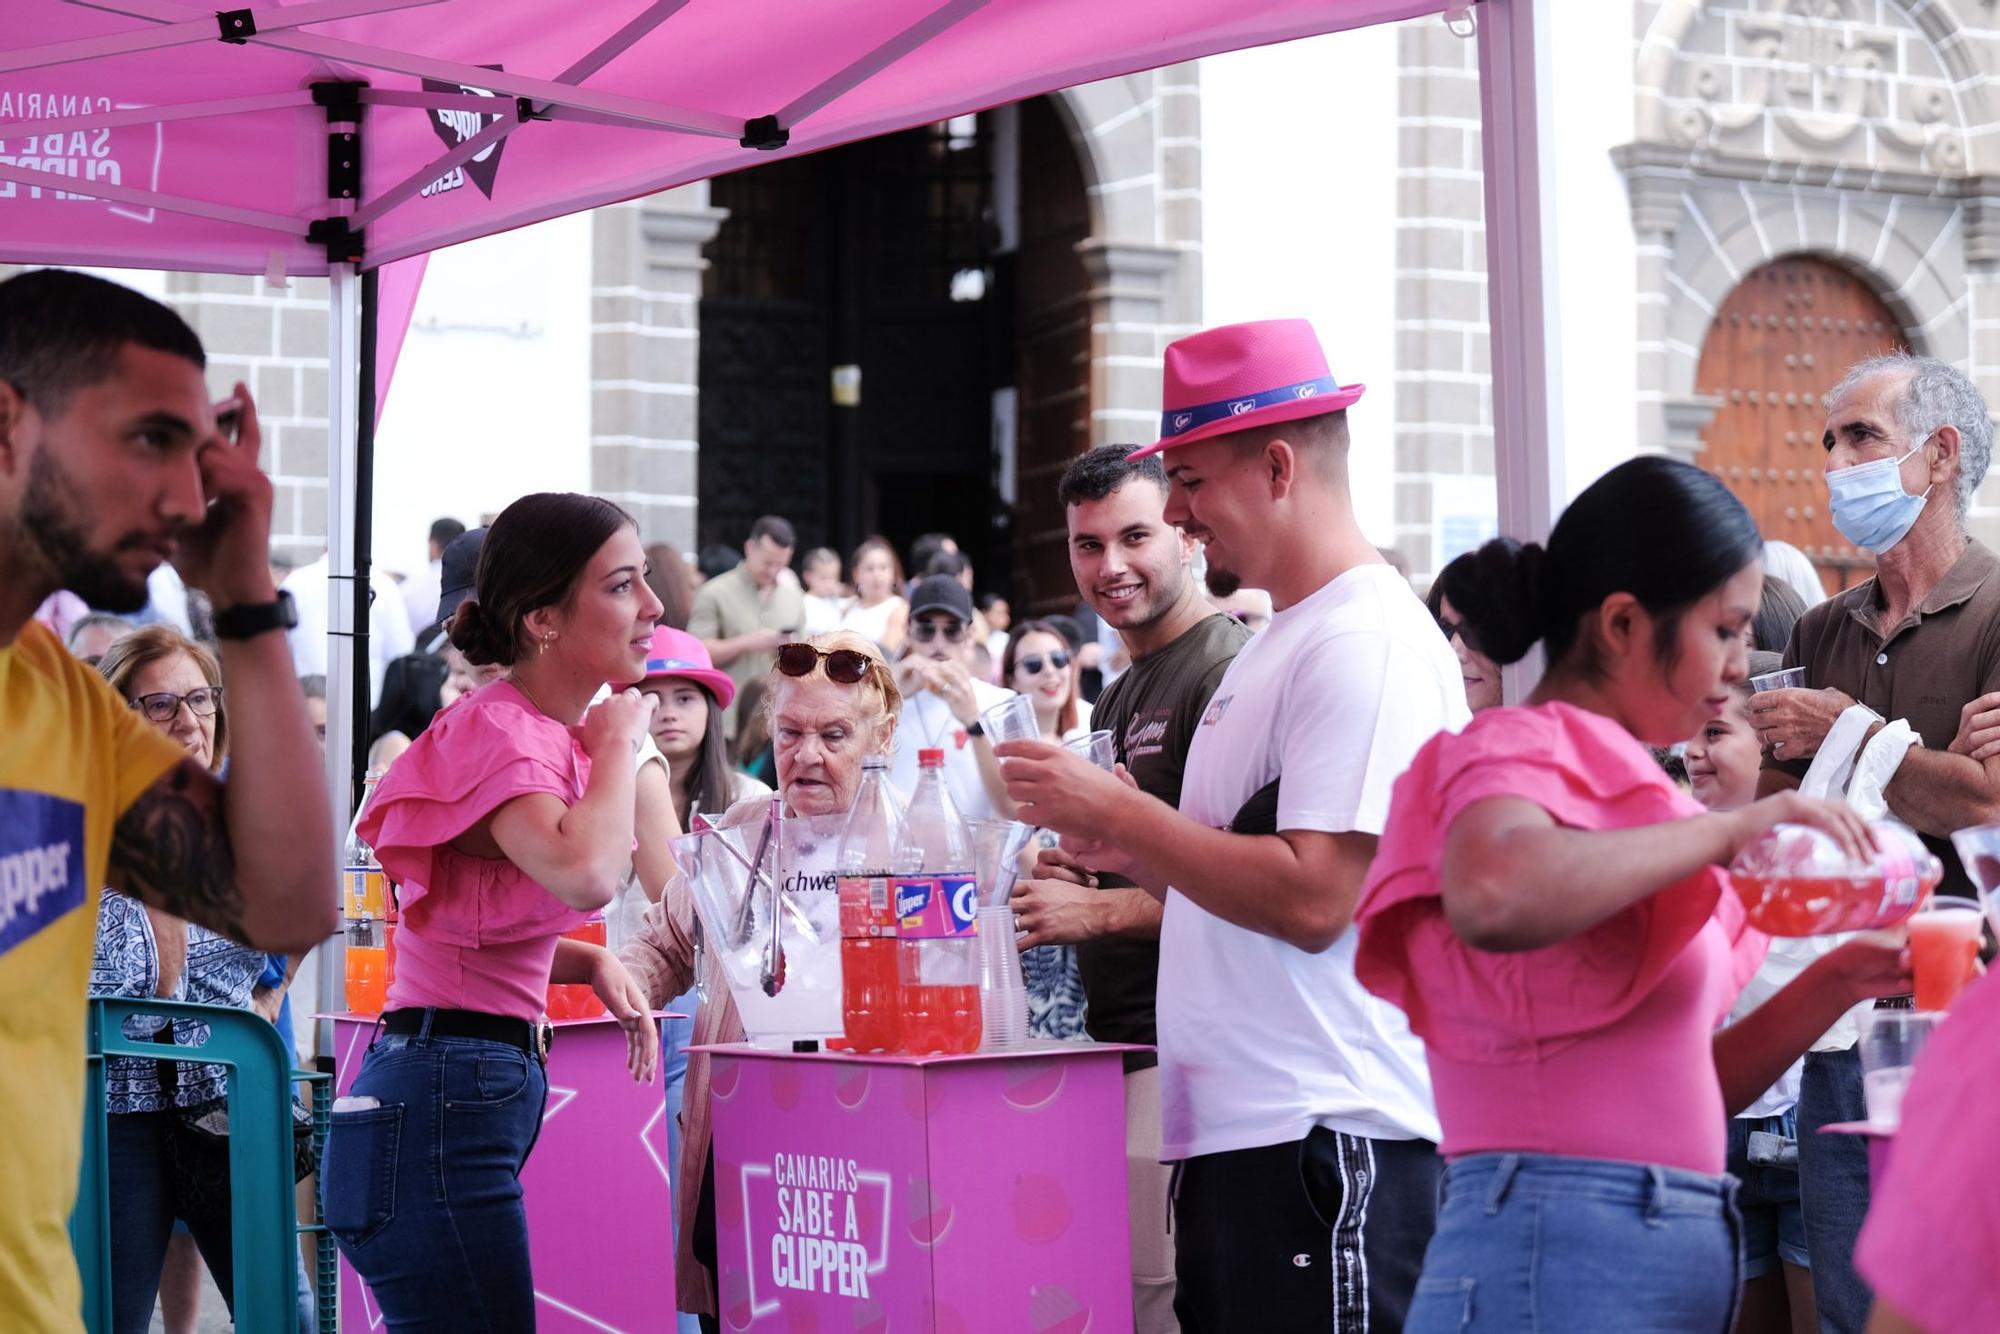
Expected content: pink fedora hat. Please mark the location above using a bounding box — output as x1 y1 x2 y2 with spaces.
1128 318 1364 459
639 626 737 708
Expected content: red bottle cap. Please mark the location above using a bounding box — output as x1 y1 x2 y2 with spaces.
918 748 945 765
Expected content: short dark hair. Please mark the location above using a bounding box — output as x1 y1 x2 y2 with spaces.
430 517 467 549
1445 456 1760 674
0 269 205 414
909 532 956 574
698 543 741 580
1057 444 1167 507
925 549 970 579
748 515 796 549
448 493 635 667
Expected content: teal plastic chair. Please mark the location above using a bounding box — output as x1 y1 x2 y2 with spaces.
73 997 335 1334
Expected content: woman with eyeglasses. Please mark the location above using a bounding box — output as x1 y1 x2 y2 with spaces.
88 625 278 1334
619 630 903 1328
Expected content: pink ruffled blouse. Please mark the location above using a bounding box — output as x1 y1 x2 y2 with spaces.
358 681 594 1022
1353 702 1767 1175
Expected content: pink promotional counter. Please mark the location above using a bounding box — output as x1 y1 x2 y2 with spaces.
329 1012 679 1332
697 1040 1136 1334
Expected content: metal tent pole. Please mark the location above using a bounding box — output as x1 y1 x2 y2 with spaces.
318 263 361 1053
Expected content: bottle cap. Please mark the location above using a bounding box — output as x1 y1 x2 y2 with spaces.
918 748 945 766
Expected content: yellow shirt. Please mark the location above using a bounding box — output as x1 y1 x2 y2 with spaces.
1 620 183 1332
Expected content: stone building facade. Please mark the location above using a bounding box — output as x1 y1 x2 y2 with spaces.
1394 0 2000 579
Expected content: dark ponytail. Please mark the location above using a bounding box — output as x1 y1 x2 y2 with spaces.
1452 456 1760 672
447 492 634 667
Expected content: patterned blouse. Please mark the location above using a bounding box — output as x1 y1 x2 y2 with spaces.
89 890 266 1114
1025 829 1090 1042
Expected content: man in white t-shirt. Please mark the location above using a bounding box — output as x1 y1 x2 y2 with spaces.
889 574 1014 817
1000 319 1469 1333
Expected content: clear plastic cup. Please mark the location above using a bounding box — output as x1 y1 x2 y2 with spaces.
1064 729 1117 771
1948 823 2000 940
974 905 1029 1051
1750 667 1809 694
1909 900 1985 1012
968 818 1035 908
979 693 1040 743
1858 1009 1939 1129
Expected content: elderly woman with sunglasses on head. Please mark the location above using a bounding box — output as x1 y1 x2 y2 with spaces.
618 630 902 1328
88 625 285 1334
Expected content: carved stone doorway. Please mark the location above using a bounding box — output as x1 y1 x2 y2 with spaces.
1694 256 1909 595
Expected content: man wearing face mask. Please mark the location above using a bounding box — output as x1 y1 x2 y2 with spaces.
1753 351 2000 1332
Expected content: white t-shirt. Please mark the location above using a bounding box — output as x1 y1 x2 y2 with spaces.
283 553 416 699
1159 564 1467 1159
890 678 1014 821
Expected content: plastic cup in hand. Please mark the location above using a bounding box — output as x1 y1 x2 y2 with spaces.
1909 899 1984 1011
968 818 1035 909
1858 1009 1938 1129
1948 823 2000 939
1064 729 1117 771
979 693 1040 744
1749 667 1808 694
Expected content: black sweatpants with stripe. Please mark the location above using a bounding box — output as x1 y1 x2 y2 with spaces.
1173 1128 1441 1333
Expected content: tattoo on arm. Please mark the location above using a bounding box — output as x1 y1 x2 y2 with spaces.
110 759 248 943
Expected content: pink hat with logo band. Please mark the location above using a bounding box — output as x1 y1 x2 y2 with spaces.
1127 318 1364 459
639 625 737 709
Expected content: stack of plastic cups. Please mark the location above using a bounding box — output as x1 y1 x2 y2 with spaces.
975 906 1030 1050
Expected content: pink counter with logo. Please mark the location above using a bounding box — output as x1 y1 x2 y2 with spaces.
329 1013 678 1332
698 1040 1136 1334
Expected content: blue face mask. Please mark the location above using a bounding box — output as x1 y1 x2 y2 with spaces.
1827 441 1932 554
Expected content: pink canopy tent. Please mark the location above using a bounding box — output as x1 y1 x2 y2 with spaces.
2 0 1563 1087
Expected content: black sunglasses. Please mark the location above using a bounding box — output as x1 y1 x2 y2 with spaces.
1016 650 1071 677
776 642 878 686
909 618 968 643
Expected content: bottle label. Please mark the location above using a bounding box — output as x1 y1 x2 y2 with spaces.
838 873 898 940
343 866 385 919
893 874 978 939
1871 839 1923 926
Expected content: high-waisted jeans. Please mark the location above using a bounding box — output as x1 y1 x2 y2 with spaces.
1405 1153 1742 1334
320 1022 549 1333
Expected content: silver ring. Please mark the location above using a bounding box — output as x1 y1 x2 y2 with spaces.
1013 911 1023 931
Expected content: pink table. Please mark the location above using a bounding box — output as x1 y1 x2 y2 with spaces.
698 1039 1136 1334
328 1012 680 1332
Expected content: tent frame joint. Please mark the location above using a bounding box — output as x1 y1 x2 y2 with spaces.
308 217 365 264
515 96 550 123
215 9 256 43
740 114 788 150
312 80 367 121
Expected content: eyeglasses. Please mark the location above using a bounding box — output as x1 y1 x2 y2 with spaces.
776 642 880 686
910 619 968 644
1016 650 1071 677
131 686 223 724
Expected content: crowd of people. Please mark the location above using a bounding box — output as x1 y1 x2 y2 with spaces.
6 266 2000 1334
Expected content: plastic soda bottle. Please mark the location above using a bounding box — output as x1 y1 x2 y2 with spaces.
546 915 609 1020
894 749 982 1053
342 772 389 1012
1728 821 1943 936
837 755 906 1052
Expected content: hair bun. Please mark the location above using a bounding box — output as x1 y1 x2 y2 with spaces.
1448 536 1548 667
447 598 514 667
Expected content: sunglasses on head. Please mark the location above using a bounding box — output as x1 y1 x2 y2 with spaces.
776 642 878 685
910 618 968 643
1017 650 1071 677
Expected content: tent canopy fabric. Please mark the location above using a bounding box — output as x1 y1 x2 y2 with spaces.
4 0 1451 275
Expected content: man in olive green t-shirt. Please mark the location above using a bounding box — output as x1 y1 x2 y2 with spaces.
689 514 804 739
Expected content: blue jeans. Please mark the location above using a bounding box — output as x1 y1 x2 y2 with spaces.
1727 1109 1808 1278
1406 1154 1741 1333
320 1024 548 1333
1796 1047 1872 1333
660 988 704 1334
105 1111 234 1334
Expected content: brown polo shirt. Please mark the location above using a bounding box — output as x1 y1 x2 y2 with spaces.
1766 539 2000 898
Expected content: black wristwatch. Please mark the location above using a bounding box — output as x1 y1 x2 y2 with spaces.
213 591 299 641
965 719 986 739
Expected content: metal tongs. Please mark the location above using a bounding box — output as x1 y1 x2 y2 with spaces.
697 799 789 996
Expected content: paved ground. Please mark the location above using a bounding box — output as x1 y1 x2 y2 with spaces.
145 1263 233 1333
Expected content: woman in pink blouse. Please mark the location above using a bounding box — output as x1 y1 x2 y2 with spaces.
1354 457 1910 1333
320 492 666 1333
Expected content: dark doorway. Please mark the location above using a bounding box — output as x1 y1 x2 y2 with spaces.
701 116 1000 576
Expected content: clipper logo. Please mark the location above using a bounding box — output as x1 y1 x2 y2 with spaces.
1172 412 1194 432
1228 399 1257 416
421 73 510 199
0 791 86 957
1296 384 1318 398
1201 695 1233 727
0 89 166 221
